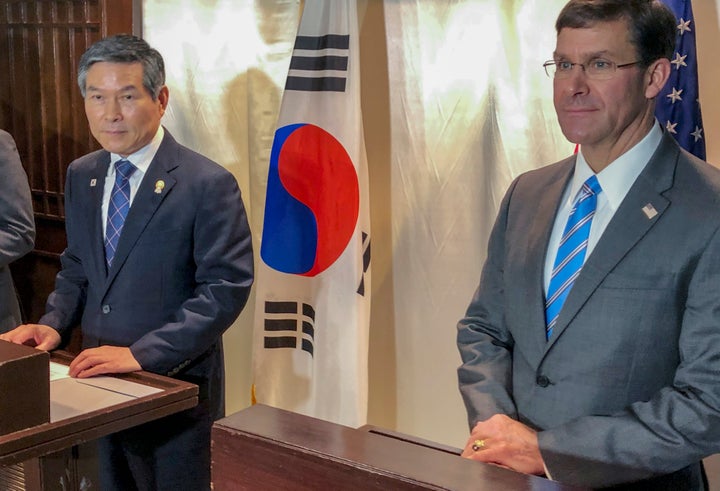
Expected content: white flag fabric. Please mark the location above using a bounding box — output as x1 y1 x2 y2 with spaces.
251 0 370 428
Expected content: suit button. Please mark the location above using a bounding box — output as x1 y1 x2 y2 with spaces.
536 375 550 387
102 305 111 314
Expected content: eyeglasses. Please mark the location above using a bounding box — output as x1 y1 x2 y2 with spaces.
543 59 641 80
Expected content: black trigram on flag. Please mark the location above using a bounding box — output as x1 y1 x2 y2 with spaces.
264 301 316 356
286 34 349 93
357 231 371 296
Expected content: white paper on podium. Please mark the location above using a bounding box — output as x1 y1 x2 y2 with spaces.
76 376 162 398
49 361 70 381
49 363 163 422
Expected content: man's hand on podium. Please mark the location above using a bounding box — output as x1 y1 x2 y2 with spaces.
68 346 142 378
0 324 142 378
461 414 546 477
0 323 61 351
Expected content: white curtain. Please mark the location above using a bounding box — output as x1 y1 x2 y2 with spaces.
381 0 568 443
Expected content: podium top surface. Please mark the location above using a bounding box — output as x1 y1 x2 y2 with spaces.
0 340 49 363
0 351 198 467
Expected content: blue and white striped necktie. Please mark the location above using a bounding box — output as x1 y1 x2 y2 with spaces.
545 175 602 339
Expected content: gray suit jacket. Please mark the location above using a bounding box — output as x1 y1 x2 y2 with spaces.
0 130 35 332
457 132 720 489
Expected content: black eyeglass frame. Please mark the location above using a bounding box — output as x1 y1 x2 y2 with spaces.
542 59 642 80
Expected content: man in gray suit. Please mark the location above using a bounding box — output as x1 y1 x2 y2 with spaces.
0 130 34 332
1 35 253 490
457 1 720 489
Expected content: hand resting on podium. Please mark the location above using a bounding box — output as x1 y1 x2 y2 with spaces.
0 323 141 377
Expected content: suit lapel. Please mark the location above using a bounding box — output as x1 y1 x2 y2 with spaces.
545 133 678 349
102 133 178 293
524 160 575 356
89 154 111 282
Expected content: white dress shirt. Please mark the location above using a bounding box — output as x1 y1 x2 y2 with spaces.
543 122 663 294
101 126 164 237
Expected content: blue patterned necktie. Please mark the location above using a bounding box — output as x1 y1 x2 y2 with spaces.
545 175 602 339
105 159 137 268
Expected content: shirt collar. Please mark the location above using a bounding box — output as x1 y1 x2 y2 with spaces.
572 121 662 210
108 125 165 176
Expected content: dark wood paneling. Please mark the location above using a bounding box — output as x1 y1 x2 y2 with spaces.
0 0 133 324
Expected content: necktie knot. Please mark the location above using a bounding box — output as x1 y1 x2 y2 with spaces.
115 159 137 180
578 174 602 201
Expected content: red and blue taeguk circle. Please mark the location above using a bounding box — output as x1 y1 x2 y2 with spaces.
261 123 359 277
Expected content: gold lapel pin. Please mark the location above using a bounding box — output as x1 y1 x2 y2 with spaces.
154 180 165 194
642 203 658 220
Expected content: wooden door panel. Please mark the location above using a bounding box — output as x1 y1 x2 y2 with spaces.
1 0 133 328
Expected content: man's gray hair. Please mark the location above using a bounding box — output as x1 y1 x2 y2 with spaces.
77 34 165 100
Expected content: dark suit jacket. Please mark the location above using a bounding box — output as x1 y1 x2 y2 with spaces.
0 130 35 332
457 132 720 489
39 130 253 488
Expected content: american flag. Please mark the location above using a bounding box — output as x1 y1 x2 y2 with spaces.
655 0 706 159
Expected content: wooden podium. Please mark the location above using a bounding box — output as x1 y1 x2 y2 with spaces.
0 350 198 490
212 404 588 490
0 341 50 437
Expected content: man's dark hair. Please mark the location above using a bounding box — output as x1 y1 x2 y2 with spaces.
77 34 165 100
556 0 676 67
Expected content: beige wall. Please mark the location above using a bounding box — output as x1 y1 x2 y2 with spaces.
696 1 720 164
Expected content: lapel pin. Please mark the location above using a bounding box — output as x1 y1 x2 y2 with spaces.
154 180 165 194
90 178 97 187
642 203 658 220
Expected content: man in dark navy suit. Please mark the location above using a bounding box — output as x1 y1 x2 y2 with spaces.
1 34 253 490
